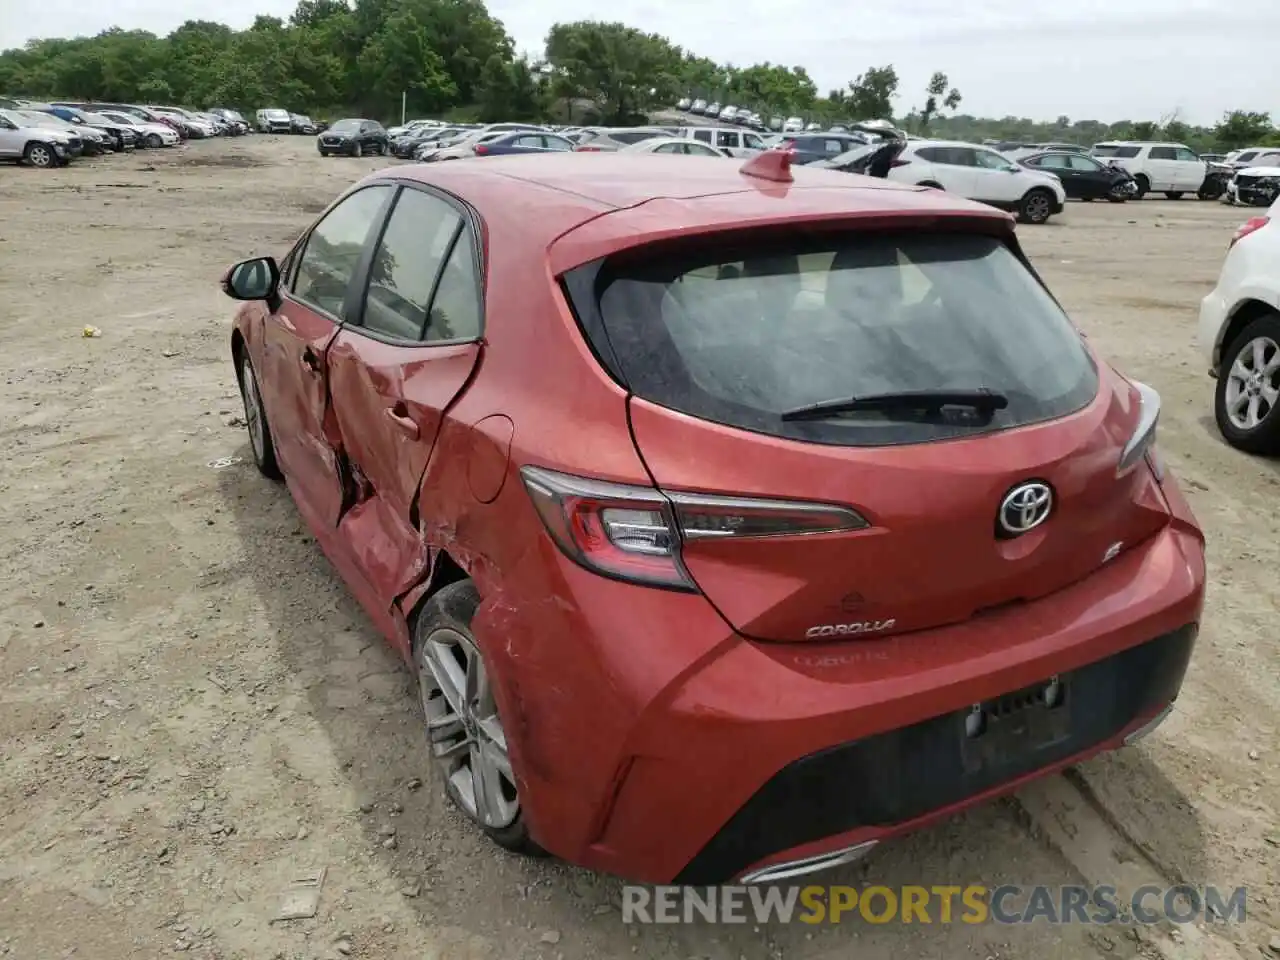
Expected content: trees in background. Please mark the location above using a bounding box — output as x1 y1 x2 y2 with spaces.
1 2 1277 148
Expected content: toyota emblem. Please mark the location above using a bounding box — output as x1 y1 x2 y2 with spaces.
998 481 1053 537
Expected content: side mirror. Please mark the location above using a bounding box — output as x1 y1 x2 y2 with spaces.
221 256 280 301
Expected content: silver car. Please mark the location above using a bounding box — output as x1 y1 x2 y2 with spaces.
0 109 74 166
619 136 732 158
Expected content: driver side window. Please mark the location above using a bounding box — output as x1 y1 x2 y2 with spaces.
291 186 392 319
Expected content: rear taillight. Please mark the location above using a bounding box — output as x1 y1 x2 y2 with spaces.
1230 216 1269 248
1117 381 1161 478
520 466 867 591
574 145 603 152
473 144 488 155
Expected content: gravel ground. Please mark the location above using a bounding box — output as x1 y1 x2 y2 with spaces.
0 136 1275 960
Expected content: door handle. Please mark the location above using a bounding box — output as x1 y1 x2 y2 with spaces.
385 404 420 440
300 347 321 374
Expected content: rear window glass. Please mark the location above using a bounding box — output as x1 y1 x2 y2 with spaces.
1092 144 1118 156
585 233 1098 447
1111 146 1141 158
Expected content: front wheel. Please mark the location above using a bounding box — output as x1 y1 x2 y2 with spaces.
1018 188 1055 224
1165 192 1184 200
413 581 545 856
1215 313 1280 455
24 142 56 168
318 150 328 157
1107 183 1130 203
145 133 163 148
238 353 282 480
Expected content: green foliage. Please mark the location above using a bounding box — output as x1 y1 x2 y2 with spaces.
1214 111 1273 151
0 0 521 122
544 21 683 124
917 71 961 134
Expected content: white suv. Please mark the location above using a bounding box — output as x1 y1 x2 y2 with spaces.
881 140 1067 224
1197 198 1280 452
1090 141 1208 199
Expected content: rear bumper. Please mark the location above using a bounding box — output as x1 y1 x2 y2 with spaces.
674 623 1195 883
489 514 1204 884
1198 287 1230 374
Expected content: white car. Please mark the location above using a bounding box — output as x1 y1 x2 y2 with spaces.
619 136 731 158
1197 198 1280 452
783 116 804 133
1226 155 1280 207
1089 141 1208 199
877 139 1067 224
97 111 179 147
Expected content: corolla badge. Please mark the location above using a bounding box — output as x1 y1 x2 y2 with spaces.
998 481 1053 537
805 619 896 639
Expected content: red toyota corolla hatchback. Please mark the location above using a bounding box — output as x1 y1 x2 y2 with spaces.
221 150 1205 885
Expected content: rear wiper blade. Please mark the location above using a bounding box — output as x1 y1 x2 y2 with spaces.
780 388 1009 422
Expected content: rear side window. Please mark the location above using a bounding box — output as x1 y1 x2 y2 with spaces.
1148 146 1176 160
582 233 1098 447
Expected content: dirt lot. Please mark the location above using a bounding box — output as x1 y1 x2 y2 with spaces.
0 136 1276 960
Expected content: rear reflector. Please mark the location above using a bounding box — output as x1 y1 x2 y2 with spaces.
520 466 867 590
574 145 604 152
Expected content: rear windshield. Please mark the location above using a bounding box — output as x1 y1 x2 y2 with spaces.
610 130 662 145
584 233 1098 447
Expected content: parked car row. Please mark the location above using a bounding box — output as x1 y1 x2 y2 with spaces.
255 108 326 135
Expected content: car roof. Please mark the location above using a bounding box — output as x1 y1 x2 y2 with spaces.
357 153 1012 272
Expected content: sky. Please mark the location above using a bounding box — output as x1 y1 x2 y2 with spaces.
1 0 1275 125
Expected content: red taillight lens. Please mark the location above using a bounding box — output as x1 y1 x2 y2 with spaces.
574 145 603 152
1230 216 1269 248
473 144 488 155
520 467 868 590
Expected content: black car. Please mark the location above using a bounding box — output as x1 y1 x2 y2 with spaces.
1018 151 1137 202
777 131 870 165
318 119 388 157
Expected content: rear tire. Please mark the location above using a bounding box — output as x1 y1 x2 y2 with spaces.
1214 312 1280 455
412 581 546 857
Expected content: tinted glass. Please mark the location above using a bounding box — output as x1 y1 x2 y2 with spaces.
1035 154 1071 170
543 135 574 151
654 142 680 154
1148 147 1176 160
1238 151 1258 162
689 142 720 156
693 130 712 143
1112 146 1141 158
329 120 361 134
588 233 1098 446
716 131 737 147
1174 148 1198 162
974 149 1013 169
362 189 463 340
743 133 764 148
1067 155 1104 171
293 186 391 318
513 135 542 147
426 237 482 342
1092 145 1118 157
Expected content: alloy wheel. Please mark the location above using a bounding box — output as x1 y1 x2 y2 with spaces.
28 145 53 168
1224 336 1280 431
418 627 519 829
1025 192 1051 223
